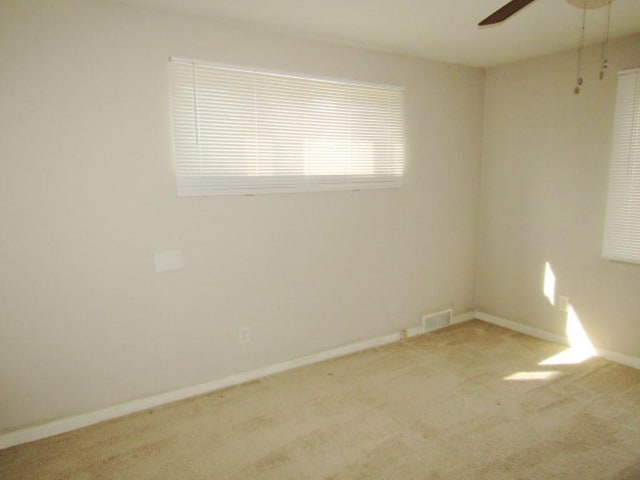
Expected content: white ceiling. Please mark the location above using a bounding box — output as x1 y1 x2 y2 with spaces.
115 0 640 67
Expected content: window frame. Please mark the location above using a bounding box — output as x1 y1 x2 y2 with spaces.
602 67 640 265
169 57 406 197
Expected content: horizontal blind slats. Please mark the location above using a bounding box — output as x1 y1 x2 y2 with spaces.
170 59 404 196
603 69 640 264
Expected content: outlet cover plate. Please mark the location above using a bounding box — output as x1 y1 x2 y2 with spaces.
239 326 250 344
558 296 569 312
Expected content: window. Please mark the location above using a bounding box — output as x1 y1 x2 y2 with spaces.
169 58 404 196
603 68 640 264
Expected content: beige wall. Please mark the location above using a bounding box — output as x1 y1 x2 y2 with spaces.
0 0 484 432
477 35 640 359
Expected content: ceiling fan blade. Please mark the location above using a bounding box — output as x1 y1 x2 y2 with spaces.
478 0 538 26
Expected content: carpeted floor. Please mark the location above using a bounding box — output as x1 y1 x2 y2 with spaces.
1 320 640 479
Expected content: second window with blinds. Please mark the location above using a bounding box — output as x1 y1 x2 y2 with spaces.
603 68 640 265
169 58 405 196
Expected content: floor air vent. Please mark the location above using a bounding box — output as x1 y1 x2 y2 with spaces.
422 309 453 333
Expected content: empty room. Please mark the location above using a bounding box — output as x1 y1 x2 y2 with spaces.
1 0 639 478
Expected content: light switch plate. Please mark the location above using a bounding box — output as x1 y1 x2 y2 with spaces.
154 250 183 273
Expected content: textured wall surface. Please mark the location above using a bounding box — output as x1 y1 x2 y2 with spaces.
0 0 484 432
477 35 640 359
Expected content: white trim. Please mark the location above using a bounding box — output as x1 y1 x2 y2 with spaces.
169 56 404 91
474 311 640 369
474 311 569 346
593 346 640 369
618 67 640 76
401 325 426 338
170 59 405 197
177 179 402 198
0 331 400 450
5 310 635 450
452 311 475 324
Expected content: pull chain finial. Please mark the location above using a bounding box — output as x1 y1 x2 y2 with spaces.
600 0 612 80
575 1 587 94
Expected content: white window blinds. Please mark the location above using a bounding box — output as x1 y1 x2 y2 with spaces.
169 58 404 196
603 68 640 264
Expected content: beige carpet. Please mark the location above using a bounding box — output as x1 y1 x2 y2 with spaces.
1 320 639 479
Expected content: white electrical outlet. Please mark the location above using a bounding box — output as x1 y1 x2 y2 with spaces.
558 296 569 313
238 326 250 344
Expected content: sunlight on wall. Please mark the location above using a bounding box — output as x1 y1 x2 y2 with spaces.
566 305 595 351
543 262 556 306
540 304 596 366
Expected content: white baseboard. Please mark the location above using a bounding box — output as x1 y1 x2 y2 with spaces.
8 309 634 451
452 311 475 324
400 311 474 339
0 313 477 450
0 331 401 450
591 346 640 369
474 311 569 346
474 311 640 370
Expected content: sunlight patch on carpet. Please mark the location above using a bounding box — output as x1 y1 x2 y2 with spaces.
503 371 561 381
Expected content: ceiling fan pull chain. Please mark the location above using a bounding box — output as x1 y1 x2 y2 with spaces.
575 1 588 94
600 0 612 80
